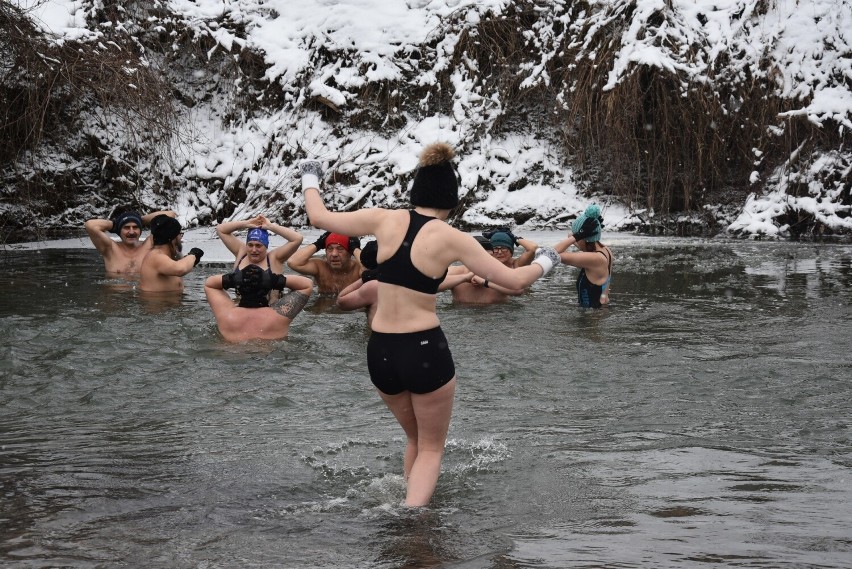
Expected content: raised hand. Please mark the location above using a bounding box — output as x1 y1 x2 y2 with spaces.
300 160 323 191
531 247 560 276
313 231 330 250
187 247 204 266
572 217 599 242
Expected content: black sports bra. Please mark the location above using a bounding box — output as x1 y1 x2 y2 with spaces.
376 210 448 294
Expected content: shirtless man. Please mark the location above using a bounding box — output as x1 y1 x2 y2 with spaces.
84 209 177 275
139 215 203 292
204 265 313 342
448 233 533 304
287 231 363 296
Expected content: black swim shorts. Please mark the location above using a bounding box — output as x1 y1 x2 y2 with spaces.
366 327 456 395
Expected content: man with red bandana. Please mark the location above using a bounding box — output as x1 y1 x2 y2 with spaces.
287 230 363 296
84 208 178 275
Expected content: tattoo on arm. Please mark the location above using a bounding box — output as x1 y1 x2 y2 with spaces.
273 291 310 319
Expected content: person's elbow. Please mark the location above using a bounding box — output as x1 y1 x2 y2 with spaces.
84 219 105 234
289 275 314 296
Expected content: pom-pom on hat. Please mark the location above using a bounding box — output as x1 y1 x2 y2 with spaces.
409 142 459 210
325 233 352 252
489 231 515 253
246 228 269 247
151 215 182 245
571 204 603 243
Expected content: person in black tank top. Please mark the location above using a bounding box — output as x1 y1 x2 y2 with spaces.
301 143 560 507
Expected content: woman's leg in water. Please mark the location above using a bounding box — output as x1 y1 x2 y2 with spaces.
379 378 456 506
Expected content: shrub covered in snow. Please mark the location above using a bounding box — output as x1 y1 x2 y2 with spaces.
1 0 849 241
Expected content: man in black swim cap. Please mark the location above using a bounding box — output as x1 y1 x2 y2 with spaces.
140 215 204 292
204 264 314 342
84 207 178 275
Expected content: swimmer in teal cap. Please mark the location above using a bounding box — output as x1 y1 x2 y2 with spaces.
84 207 178 275
553 204 614 308
216 214 306 303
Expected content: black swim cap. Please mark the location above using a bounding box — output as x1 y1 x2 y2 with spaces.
151 215 182 245
234 264 286 308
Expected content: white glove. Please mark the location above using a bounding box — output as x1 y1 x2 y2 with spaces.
299 160 323 191
532 247 560 277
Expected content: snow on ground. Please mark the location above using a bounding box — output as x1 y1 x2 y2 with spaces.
11 0 852 238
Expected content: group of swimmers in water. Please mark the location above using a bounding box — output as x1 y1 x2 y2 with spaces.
85 142 613 507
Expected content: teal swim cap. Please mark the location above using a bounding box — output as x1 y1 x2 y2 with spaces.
571 204 603 243
489 231 515 252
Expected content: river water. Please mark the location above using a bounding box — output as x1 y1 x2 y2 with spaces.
1 233 851 568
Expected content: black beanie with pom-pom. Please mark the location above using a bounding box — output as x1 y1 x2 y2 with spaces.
409 142 459 210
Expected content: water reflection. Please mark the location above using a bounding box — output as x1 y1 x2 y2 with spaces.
374 509 451 568
1 240 851 568
137 289 185 314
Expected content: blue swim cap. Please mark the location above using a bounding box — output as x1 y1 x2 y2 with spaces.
246 228 269 247
571 204 603 243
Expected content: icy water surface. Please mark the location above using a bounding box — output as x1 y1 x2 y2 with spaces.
1 236 851 568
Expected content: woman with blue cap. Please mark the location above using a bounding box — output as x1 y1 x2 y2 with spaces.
554 204 613 308
216 214 305 302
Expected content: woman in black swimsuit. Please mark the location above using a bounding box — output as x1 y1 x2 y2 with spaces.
301 143 560 506
554 204 614 308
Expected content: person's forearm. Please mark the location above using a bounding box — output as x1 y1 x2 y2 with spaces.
204 275 224 290
517 237 538 250
142 210 176 225
216 220 249 235
303 187 328 227
553 236 577 254
479 277 523 295
287 246 318 273
85 218 113 233
267 223 302 242
439 273 474 291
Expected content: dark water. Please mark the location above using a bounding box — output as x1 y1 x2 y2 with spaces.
1 238 851 568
